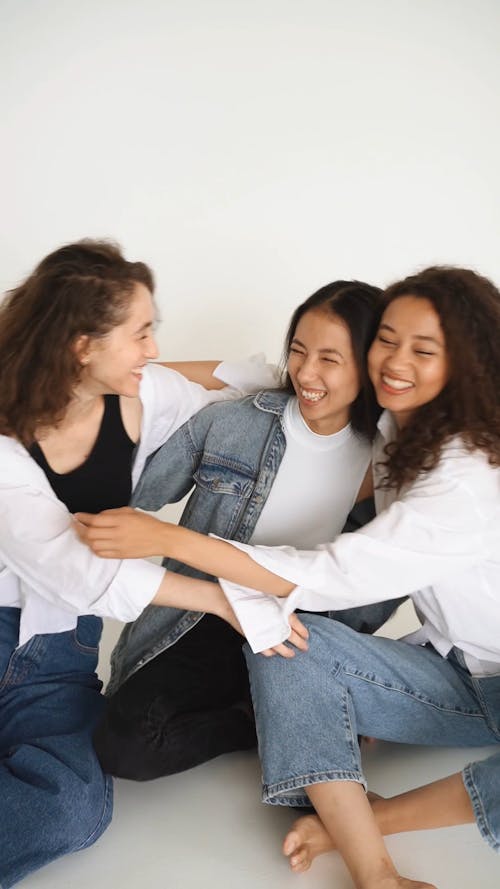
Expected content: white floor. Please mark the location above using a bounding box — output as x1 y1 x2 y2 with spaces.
22 604 499 889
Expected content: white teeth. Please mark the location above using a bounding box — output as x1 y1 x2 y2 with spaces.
382 375 413 391
300 388 327 402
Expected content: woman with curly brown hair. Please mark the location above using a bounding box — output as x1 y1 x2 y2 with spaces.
78 266 500 889
0 239 276 888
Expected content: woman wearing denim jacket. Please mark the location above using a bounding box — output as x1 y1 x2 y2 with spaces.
89 280 404 781
80 267 500 889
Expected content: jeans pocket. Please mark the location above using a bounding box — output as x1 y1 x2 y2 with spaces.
73 616 103 655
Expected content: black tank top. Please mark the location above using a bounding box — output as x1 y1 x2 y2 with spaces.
30 395 135 514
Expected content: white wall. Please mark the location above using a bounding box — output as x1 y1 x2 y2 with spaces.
1 0 499 363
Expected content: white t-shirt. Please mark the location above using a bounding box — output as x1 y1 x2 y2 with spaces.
0 359 276 646
220 411 500 676
250 398 370 547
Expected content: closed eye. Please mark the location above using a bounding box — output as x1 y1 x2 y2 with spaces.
378 335 397 346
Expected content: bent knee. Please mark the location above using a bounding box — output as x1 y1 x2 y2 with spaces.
0 749 112 880
36 756 113 853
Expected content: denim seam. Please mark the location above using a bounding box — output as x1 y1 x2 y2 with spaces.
343 669 484 717
462 764 500 852
470 677 500 741
196 451 256 476
0 636 44 690
71 636 99 656
72 774 113 852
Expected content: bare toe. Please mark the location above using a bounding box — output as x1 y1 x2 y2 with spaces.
283 814 335 871
289 848 312 873
282 828 301 858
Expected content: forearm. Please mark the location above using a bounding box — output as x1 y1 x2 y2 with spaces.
151 570 234 623
160 361 224 389
74 507 295 597
159 524 295 597
372 772 474 835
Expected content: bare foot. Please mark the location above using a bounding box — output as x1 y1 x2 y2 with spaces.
282 814 334 872
282 793 385 873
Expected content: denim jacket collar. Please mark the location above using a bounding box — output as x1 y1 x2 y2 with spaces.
253 388 290 416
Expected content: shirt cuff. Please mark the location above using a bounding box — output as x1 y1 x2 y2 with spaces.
92 559 166 622
219 577 292 652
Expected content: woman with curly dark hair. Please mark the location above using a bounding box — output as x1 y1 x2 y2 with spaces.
78 265 500 889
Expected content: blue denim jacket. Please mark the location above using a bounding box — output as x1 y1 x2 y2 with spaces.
107 390 402 694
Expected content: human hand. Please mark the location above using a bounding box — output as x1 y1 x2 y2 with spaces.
74 507 169 558
259 613 309 659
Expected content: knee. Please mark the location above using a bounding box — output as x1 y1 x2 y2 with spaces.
244 616 360 698
93 704 162 780
44 756 113 854
0 751 112 886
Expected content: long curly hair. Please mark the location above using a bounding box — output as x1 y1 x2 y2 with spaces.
377 266 500 490
0 239 154 446
282 280 384 440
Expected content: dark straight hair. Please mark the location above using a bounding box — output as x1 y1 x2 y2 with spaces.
282 280 384 440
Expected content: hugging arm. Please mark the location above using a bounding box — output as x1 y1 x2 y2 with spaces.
75 509 294 597
160 360 225 389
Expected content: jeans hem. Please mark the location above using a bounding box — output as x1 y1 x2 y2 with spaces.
462 764 500 853
263 769 365 807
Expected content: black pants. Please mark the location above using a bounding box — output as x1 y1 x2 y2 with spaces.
93 614 256 781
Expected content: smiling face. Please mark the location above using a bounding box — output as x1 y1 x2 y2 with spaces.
287 307 361 435
368 295 449 428
79 282 158 397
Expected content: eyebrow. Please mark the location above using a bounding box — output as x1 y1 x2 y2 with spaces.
291 336 344 358
378 323 444 347
134 320 154 335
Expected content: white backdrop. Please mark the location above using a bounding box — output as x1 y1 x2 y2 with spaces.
1 0 499 364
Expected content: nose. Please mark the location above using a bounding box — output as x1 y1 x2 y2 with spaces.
382 344 411 375
145 334 159 361
295 355 319 385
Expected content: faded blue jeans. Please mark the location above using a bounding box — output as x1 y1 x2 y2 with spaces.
245 614 500 851
0 608 113 888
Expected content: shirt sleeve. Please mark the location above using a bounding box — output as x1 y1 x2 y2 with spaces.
214 353 281 391
0 467 165 622
218 452 496 651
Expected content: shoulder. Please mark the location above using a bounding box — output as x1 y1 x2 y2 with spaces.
434 437 497 478
439 437 499 496
0 435 46 487
191 388 289 424
404 438 499 524
139 362 187 406
0 436 61 530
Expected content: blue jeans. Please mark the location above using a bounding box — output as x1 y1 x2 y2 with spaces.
0 608 113 888
245 615 500 852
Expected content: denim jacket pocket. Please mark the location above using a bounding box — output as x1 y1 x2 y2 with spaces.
194 460 256 498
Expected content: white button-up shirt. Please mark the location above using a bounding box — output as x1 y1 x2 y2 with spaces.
0 358 277 646
220 411 500 676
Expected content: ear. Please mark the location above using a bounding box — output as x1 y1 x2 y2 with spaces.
73 334 92 366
